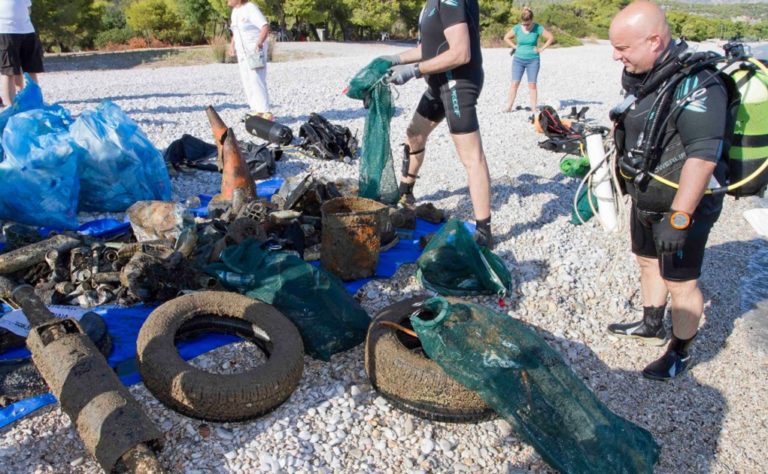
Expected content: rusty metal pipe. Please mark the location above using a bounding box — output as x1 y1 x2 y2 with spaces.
0 235 81 275
11 285 164 473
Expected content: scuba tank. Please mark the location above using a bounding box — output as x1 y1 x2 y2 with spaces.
728 64 768 196
244 113 293 146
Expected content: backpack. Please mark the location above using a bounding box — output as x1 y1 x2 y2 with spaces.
298 113 358 160
536 105 586 156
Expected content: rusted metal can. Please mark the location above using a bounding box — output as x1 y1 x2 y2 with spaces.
320 197 382 281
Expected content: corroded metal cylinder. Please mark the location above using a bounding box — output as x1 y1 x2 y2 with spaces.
13 285 163 472
0 235 81 275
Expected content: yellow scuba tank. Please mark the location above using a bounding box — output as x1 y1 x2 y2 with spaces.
728 63 768 197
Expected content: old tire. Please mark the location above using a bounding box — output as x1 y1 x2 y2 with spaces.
136 291 304 422
364 296 494 423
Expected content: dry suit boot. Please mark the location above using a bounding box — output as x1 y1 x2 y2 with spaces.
607 305 667 346
398 181 416 209
474 217 493 250
642 333 696 381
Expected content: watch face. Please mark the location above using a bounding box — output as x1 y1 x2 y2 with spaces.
671 212 690 229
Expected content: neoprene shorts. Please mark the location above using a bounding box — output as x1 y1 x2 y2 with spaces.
0 33 44 76
630 206 720 281
415 72 484 134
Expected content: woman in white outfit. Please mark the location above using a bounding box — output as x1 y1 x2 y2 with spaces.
228 0 270 117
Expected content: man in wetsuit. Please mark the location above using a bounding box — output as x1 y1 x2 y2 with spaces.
606 1 729 380
379 0 493 248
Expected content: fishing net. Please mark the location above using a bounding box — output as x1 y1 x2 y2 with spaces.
346 58 399 204
411 297 660 474
416 219 512 296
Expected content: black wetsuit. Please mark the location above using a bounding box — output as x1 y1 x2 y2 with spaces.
415 0 483 134
618 41 728 281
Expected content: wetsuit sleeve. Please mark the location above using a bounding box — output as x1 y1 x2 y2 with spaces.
438 0 468 29
674 73 728 163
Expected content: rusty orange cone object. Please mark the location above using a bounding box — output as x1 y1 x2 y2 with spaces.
221 127 256 201
206 105 229 170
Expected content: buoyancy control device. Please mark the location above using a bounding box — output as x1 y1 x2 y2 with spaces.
612 39 768 198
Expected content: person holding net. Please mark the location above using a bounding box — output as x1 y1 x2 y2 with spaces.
377 0 493 248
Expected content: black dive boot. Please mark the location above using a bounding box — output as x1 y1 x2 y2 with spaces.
642 333 696 381
607 306 667 345
474 217 493 249
398 181 416 209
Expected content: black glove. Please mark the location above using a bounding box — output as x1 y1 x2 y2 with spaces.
387 64 419 85
653 210 691 254
378 54 402 66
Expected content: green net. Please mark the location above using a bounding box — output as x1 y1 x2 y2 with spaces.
416 219 512 296
411 297 660 473
559 154 590 178
347 58 399 204
570 186 598 225
205 239 370 361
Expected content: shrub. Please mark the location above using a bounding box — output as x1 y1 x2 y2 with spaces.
94 28 134 49
125 0 182 41
481 22 509 48
549 27 582 47
210 33 229 63
127 37 149 49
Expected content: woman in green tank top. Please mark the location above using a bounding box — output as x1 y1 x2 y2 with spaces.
502 7 553 113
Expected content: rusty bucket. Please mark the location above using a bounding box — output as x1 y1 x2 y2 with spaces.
321 197 383 280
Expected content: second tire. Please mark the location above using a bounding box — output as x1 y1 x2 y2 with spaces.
136 291 304 422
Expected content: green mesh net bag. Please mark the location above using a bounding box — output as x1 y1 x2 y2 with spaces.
411 297 660 473
416 219 512 296
205 239 370 361
346 58 399 204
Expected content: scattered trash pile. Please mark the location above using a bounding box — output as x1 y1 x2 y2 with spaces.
0 67 663 474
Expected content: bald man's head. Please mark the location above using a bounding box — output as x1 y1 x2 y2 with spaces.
609 1 672 73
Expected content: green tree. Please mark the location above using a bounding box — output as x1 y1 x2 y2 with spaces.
31 0 103 51
176 0 215 40
125 0 183 42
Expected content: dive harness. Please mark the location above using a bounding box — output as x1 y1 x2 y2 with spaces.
611 40 768 198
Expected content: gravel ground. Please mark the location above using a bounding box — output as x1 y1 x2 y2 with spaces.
1 41 767 473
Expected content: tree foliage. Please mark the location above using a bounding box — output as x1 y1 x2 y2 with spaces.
30 0 768 51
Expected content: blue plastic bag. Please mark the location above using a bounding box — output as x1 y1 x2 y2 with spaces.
0 74 45 160
70 101 171 212
0 108 82 229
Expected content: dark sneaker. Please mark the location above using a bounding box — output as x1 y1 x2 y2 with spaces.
608 306 667 346
642 334 696 381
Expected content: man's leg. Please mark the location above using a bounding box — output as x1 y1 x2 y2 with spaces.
504 81 520 112
1 74 15 107
450 130 491 221
665 279 703 339
642 277 701 380
399 112 441 205
637 255 668 307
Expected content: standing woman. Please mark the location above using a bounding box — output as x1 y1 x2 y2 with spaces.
228 0 271 118
502 7 553 113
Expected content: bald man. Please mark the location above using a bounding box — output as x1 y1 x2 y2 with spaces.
606 1 729 380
